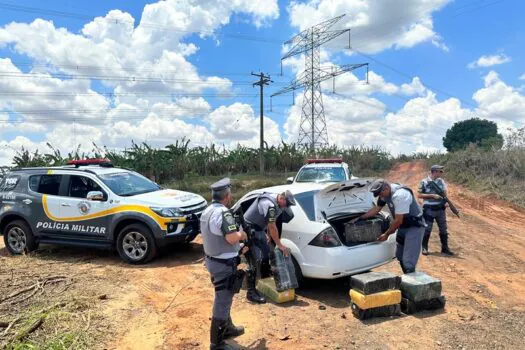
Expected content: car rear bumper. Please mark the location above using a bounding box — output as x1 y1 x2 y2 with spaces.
298 233 397 279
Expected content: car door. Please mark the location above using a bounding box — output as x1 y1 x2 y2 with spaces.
55 174 110 239
28 173 64 236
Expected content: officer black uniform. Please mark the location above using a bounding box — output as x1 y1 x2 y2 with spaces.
242 190 296 303
201 178 245 350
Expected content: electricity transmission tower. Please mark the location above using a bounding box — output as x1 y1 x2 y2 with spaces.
271 14 368 151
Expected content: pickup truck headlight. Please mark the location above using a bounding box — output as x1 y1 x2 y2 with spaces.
150 207 183 217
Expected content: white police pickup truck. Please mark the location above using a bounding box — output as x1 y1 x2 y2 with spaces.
287 158 357 184
0 159 207 264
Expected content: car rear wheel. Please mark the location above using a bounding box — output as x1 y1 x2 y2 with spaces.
291 255 304 288
4 220 38 255
116 223 157 264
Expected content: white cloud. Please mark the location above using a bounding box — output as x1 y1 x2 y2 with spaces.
520 74 525 80
468 53 512 69
287 0 451 54
473 71 525 127
400 77 426 96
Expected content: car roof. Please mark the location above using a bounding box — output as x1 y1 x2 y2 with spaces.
11 165 130 176
246 183 326 196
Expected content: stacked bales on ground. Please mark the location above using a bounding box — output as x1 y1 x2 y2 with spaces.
350 272 402 320
400 272 446 314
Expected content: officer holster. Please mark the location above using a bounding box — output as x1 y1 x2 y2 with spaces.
209 256 246 294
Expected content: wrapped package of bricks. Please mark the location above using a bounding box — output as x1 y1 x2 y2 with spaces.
350 271 401 295
269 247 299 292
351 303 401 320
401 272 442 302
344 218 384 243
401 296 446 314
349 289 401 310
257 277 295 304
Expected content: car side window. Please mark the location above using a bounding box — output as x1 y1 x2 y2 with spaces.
29 175 62 195
68 175 105 199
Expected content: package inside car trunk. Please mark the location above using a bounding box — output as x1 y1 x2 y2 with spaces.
344 218 384 243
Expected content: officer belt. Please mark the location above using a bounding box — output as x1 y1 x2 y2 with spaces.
205 255 239 266
423 204 445 210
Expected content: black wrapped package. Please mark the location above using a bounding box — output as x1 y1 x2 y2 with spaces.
344 218 384 243
401 296 446 314
269 247 299 292
351 303 401 320
351 272 401 295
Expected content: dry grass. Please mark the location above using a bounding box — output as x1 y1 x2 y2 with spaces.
0 248 126 350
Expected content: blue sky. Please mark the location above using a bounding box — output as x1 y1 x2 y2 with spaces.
0 0 523 164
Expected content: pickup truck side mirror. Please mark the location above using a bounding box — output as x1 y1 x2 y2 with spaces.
87 191 105 201
286 177 294 184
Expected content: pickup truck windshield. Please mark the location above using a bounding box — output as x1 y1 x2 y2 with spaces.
295 167 346 183
99 172 161 196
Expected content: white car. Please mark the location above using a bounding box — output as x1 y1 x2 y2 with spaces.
233 179 396 283
287 158 357 185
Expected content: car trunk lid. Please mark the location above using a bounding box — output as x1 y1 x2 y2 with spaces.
315 179 373 220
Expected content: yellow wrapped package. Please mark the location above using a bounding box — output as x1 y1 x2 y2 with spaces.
257 278 295 304
349 289 401 310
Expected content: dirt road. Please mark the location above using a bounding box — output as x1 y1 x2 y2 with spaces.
1 161 524 349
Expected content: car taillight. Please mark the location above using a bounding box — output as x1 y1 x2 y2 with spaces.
309 228 342 247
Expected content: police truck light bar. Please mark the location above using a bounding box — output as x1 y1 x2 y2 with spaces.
305 158 343 164
67 158 112 167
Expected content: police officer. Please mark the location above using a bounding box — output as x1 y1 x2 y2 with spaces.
418 165 455 256
357 179 425 273
243 190 296 304
201 178 246 350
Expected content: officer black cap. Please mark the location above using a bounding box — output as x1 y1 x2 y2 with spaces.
430 164 444 172
369 178 386 197
210 178 232 191
283 190 296 206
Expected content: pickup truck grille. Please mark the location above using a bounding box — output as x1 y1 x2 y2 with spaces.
180 201 207 216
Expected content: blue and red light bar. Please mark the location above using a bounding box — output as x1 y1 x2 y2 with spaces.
305 158 343 164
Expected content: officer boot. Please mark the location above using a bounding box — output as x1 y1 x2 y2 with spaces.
246 270 266 304
259 259 272 279
210 318 240 350
223 317 244 339
422 234 430 256
440 235 455 256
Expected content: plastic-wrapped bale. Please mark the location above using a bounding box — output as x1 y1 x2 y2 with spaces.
349 289 401 309
344 218 384 243
401 296 446 314
350 271 401 295
269 247 298 292
351 303 401 320
400 272 442 302
257 277 295 304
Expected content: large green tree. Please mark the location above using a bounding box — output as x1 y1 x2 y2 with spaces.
443 118 503 152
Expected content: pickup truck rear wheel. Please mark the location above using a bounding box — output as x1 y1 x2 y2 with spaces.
116 223 157 264
4 220 38 255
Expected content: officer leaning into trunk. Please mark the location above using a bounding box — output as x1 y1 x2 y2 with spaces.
201 178 247 350
418 165 455 256
358 179 425 274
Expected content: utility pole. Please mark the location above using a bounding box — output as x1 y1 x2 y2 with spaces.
252 72 272 175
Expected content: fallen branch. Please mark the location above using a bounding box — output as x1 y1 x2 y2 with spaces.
2 315 22 336
11 316 44 343
0 276 68 305
162 277 199 313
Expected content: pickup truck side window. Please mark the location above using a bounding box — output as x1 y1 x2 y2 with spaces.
29 175 62 195
68 175 105 199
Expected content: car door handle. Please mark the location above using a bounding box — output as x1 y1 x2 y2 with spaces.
22 199 32 205
61 203 71 207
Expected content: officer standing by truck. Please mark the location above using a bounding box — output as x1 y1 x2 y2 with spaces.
357 179 425 274
242 190 296 304
418 165 455 256
201 178 246 350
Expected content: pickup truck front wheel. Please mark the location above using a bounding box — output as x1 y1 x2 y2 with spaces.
4 220 38 255
116 223 157 264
